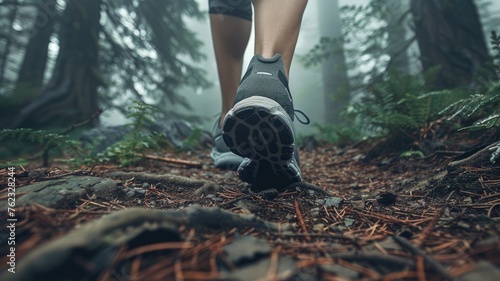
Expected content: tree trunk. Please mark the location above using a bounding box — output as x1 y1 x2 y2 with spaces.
13 0 57 101
386 0 411 75
0 0 19 85
318 0 351 124
13 0 102 129
411 0 490 90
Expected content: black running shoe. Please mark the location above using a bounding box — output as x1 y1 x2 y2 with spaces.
222 54 302 191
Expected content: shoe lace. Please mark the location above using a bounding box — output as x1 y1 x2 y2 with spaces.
294 109 310 125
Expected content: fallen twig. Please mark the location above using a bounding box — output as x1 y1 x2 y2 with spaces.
294 199 309 237
287 181 331 196
139 153 202 168
393 236 454 281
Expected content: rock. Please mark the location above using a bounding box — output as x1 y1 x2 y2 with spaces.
125 189 136 199
315 197 343 208
0 176 119 209
376 192 397 205
351 199 365 209
222 236 272 265
258 188 279 200
462 197 473 204
79 124 132 152
79 119 211 152
457 261 500 281
220 236 296 281
313 224 325 232
344 218 355 227
325 197 343 207
27 169 46 179
235 200 260 214
219 254 296 281
310 207 320 216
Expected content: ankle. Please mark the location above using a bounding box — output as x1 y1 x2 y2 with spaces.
219 112 227 128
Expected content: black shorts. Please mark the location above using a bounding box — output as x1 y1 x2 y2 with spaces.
209 0 252 21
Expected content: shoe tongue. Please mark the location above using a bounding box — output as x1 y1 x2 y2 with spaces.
256 54 281 63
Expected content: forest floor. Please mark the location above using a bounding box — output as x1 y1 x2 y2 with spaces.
1 126 499 281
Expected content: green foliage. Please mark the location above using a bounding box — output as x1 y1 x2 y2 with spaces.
349 73 468 139
0 128 85 168
301 0 413 89
92 101 160 166
0 99 207 167
311 123 363 147
100 0 210 116
181 127 203 151
400 150 424 158
491 144 500 164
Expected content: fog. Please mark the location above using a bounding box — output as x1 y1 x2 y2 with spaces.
181 0 369 136
101 0 499 136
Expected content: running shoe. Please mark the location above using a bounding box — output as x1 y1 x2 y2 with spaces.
222 54 303 191
210 115 244 170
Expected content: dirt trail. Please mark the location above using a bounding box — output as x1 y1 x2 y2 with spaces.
1 137 499 280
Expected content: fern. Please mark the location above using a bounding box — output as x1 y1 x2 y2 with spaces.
0 128 85 167
0 129 82 153
350 74 462 138
93 100 160 166
312 123 363 147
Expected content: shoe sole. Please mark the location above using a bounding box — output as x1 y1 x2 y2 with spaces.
222 96 301 189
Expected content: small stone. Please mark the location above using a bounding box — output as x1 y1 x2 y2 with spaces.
310 208 320 216
462 197 472 204
142 182 150 189
259 188 278 200
352 154 364 161
349 183 361 190
313 224 325 232
28 169 46 179
125 189 136 199
329 225 343 233
324 197 343 208
351 199 365 210
344 218 355 227
376 192 397 205
409 203 421 209
315 199 325 205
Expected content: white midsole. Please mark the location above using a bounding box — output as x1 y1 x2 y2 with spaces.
225 96 295 135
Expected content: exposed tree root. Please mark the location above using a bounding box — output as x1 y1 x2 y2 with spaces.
106 171 220 196
5 205 292 281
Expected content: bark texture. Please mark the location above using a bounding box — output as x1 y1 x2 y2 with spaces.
13 0 102 129
411 0 490 90
13 0 57 101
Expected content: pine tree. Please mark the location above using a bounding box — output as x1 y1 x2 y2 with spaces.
411 0 491 90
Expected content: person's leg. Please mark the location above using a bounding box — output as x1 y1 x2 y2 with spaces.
222 0 309 191
209 0 252 170
253 0 308 77
209 14 251 127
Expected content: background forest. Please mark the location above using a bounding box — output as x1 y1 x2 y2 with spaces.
0 0 499 165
